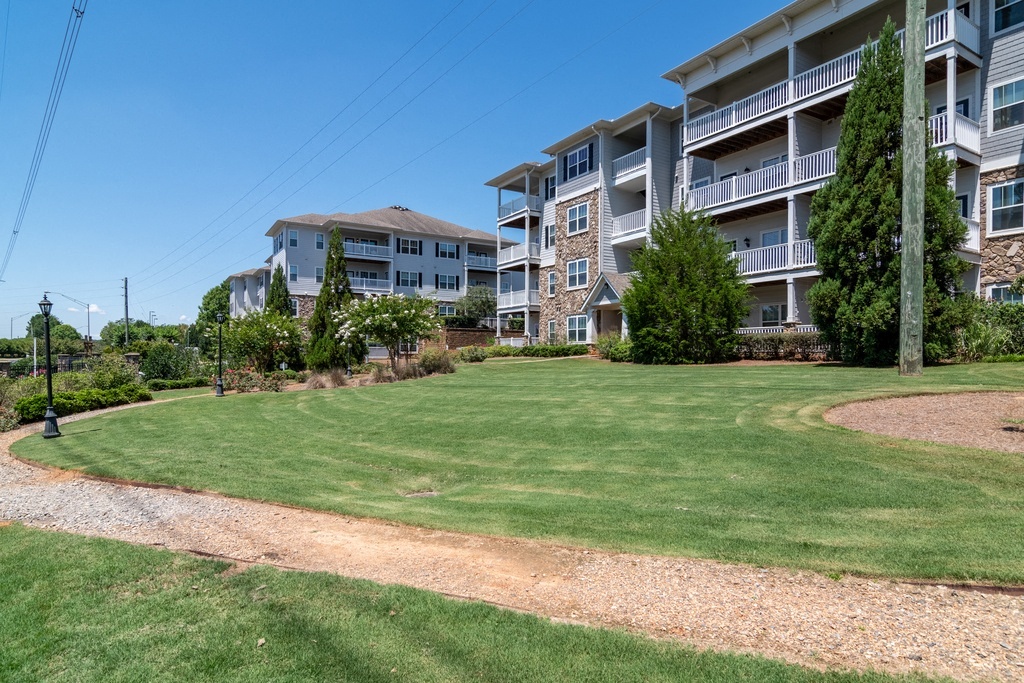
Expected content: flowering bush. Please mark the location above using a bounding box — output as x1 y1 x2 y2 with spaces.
226 309 301 372
334 294 440 374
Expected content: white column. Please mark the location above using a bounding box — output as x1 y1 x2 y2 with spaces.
786 277 798 323
587 311 597 343
946 53 957 146
621 311 629 340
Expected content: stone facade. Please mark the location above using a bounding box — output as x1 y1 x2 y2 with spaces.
980 164 1024 291
538 190 602 342
294 294 316 319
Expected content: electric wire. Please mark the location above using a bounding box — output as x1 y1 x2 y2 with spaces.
128 0 469 282
0 0 88 286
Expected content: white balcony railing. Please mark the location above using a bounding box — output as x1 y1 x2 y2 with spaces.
961 217 980 252
688 148 836 212
344 243 392 259
736 162 789 198
737 324 819 335
498 289 540 309
498 195 543 219
929 113 981 155
686 9 980 144
497 242 540 266
613 147 647 178
466 254 497 268
611 208 648 237
728 239 816 276
350 277 392 292
793 146 837 183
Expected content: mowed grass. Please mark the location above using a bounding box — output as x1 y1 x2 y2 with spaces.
13 359 1024 583
0 525 946 683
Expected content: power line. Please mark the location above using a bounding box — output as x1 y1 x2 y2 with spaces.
128 0 472 286
0 0 88 286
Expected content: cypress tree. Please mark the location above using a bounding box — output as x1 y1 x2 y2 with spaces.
806 19 970 365
266 264 291 317
306 228 368 370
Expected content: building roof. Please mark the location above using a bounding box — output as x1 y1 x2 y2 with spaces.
266 206 498 244
540 102 682 156
581 271 633 310
228 265 270 279
484 160 555 189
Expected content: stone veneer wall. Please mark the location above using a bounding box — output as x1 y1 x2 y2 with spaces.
538 189 601 342
294 294 316 319
980 164 1024 291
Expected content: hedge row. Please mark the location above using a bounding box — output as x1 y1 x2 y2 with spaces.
474 343 592 359
14 385 152 422
145 377 211 391
734 332 828 361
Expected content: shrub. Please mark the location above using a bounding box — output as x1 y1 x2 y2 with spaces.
417 348 456 375
485 345 517 358
594 333 621 360
9 358 33 377
145 377 211 391
515 344 591 358
442 314 479 328
955 321 1011 362
370 363 394 384
14 385 152 422
53 372 93 393
140 342 193 381
87 355 138 390
0 406 19 432
457 346 488 363
734 332 827 361
607 340 634 363
395 363 425 381
221 368 285 393
295 371 310 383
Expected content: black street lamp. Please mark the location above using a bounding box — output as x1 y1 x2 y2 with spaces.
38 294 61 439
215 313 225 397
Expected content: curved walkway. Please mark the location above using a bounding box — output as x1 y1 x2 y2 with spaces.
2 407 1022 683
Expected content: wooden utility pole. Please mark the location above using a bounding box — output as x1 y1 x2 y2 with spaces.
900 0 926 376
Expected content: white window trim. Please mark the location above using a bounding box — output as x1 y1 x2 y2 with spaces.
566 144 591 181
289 265 298 282
315 267 324 284
438 274 458 290
547 271 556 297
289 298 298 318
548 319 556 343
567 202 589 235
935 97 972 119
689 176 711 189
988 178 1024 237
760 227 789 247
760 153 788 168
288 230 298 248
760 302 788 326
566 315 588 344
567 258 588 291
991 0 1024 37
315 232 325 250
438 242 458 259
988 76 1024 135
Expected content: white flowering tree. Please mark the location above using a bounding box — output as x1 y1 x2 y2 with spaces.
226 309 301 372
334 294 440 373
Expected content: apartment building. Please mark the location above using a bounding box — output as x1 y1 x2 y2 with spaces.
489 0 1023 343
229 206 513 318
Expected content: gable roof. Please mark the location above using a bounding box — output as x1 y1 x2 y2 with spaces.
267 206 497 244
581 272 633 310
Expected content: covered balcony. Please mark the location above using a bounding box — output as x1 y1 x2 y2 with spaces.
610 208 649 247
343 242 392 260
350 277 393 294
466 253 498 269
497 242 540 268
729 239 817 276
929 112 981 158
612 147 647 191
497 289 540 310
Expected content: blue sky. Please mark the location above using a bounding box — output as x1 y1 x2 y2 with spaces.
0 0 769 336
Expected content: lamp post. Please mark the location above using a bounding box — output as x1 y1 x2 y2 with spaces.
215 313 225 397
38 294 61 439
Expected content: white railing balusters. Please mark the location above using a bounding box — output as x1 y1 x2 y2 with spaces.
497 242 540 266
954 113 980 154
612 147 647 178
611 208 648 237
960 217 980 252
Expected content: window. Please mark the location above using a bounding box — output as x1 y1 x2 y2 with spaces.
956 194 970 218
398 238 422 255
548 320 556 343
761 154 788 168
289 265 298 282
437 242 458 259
288 230 298 248
761 228 789 247
348 269 379 281
563 143 593 181
567 203 588 235
725 239 737 253
567 259 588 289
289 299 298 317
991 179 1024 232
544 224 556 249
567 315 587 343
544 175 557 200
992 78 1024 131
548 271 556 296
437 274 459 290
438 304 456 316
936 99 970 118
690 176 711 189
719 172 737 181
500 281 511 294
761 304 788 326
315 267 324 284
994 0 1023 33
315 233 325 250
991 284 1024 303
274 232 284 253
397 271 421 288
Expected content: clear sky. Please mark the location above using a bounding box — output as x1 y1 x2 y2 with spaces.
0 0 770 337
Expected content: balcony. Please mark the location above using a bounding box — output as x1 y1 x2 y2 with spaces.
498 289 540 309
728 239 817 276
687 147 836 212
497 242 540 267
611 208 649 246
612 148 647 190
498 195 543 220
738 324 819 334
344 242 392 260
466 254 497 269
350 277 392 294
929 112 981 157
961 217 980 252
684 9 980 145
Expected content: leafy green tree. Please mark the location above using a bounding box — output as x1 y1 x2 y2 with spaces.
26 313 61 339
226 308 301 372
306 229 366 370
196 279 230 328
335 294 440 373
50 323 84 355
266 264 291 317
454 285 497 326
806 19 970 365
621 209 749 364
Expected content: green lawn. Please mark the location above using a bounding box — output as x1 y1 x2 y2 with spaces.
13 359 1024 583
0 525 945 683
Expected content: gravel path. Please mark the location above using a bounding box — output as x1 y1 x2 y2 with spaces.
2 405 1023 682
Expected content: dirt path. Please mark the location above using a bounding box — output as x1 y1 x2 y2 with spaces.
2 404 1023 683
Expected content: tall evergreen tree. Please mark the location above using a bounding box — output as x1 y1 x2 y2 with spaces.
306 229 367 370
266 264 292 317
806 19 970 365
621 209 749 364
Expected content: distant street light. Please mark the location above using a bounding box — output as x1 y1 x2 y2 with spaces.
215 313 225 397
38 294 61 439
